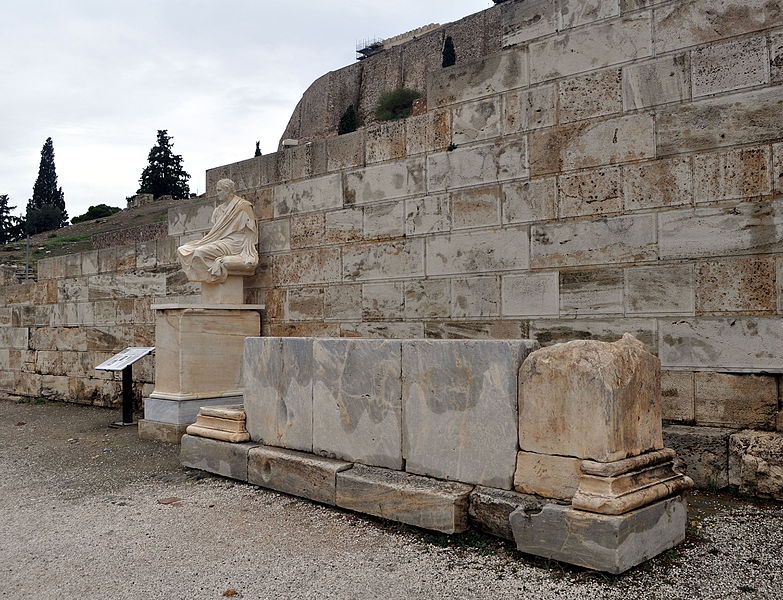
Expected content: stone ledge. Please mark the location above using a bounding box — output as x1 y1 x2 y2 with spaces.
468 486 543 540
180 435 258 481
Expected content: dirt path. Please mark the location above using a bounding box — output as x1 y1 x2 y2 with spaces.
1 399 781 600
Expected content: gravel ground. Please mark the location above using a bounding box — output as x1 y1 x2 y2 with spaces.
1 399 782 600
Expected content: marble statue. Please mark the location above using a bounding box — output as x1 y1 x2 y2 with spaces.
177 178 259 283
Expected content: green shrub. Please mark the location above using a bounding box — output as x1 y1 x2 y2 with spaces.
375 88 422 121
71 204 121 224
338 104 358 135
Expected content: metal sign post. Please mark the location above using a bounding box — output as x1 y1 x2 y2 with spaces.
95 347 155 427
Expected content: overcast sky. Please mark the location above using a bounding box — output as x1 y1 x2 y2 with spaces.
0 0 492 220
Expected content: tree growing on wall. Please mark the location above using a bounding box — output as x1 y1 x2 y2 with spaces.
26 137 68 234
442 36 456 67
254 141 262 157
0 195 24 243
375 89 422 121
338 104 358 135
137 130 191 199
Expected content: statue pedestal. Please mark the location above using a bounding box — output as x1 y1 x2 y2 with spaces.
139 303 263 444
201 275 244 304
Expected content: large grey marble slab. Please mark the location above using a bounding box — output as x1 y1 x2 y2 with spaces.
180 435 258 481
144 396 243 425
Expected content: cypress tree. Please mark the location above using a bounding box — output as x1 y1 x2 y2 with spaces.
137 130 191 199
26 137 68 234
338 104 358 135
254 141 262 157
0 195 24 243
442 36 456 68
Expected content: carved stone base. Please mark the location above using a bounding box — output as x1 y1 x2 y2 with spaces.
201 275 244 304
185 404 250 443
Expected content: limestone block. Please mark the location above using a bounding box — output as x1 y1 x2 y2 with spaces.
692 35 769 98
267 322 340 338
558 166 623 218
531 318 657 351
405 195 450 235
277 143 314 182
29 327 83 351
363 202 404 240
143 396 243 426
772 30 783 83
530 114 655 175
693 146 771 204
511 495 687 574
336 464 473 534
340 322 425 339
243 337 313 452
80 250 99 276
503 85 557 134
501 0 557 46
365 121 406 164
623 157 692 211
514 452 582 500
324 285 361 320
247 445 352 505
560 268 623 316
424 320 525 340
138 420 189 444
695 372 777 430
344 158 425 205
64 254 82 278
312 339 403 469
427 140 528 192
151 307 260 401
659 317 783 372
529 14 652 84
168 202 214 236
468 486 542 540
404 280 451 319
696 256 777 313
402 339 536 488
451 185 500 230
362 282 404 320
559 69 622 124
428 49 528 108
519 334 663 462
663 425 731 490
530 214 656 268
660 371 695 423
180 435 257 481
270 247 341 286
452 98 501 145
729 430 783 501
560 0 619 29
451 276 500 318
290 210 363 248
426 228 529 276
275 174 342 217
501 178 557 224
659 200 783 260
257 220 290 253
342 239 424 282
327 131 364 172
405 110 451 156
185 425 249 443
286 287 324 321
654 0 783 54
623 54 690 110
501 272 559 317
658 87 783 155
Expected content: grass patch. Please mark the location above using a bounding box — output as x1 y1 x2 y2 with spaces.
45 233 93 246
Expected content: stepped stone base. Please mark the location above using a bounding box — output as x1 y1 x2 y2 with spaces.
180 435 258 480
510 494 687 574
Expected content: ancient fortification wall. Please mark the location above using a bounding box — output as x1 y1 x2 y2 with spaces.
1 0 782 497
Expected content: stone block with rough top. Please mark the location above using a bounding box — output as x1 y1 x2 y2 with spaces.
511 495 688 574
180 435 258 481
336 465 473 534
514 452 581 500
519 333 663 462
663 425 733 490
468 486 543 540
729 431 783 501
248 445 352 505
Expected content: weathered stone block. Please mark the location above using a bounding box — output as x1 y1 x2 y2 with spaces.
531 214 656 268
658 199 783 259
168 201 214 236
427 140 528 192
340 322 425 339
691 35 769 98
660 371 695 423
558 166 623 218
344 158 425 205
426 228 529 276
144 395 244 426
138 420 188 444
729 430 783 500
503 85 557 134
659 317 783 372
313 339 402 469
510 495 687 574
428 49 528 108
180 435 257 481
243 337 313 452
559 68 622 124
696 256 777 313
365 121 406 164
275 174 342 216
324 285 361 321
625 264 695 316
695 372 777 430
405 110 451 156
697 146 772 205
405 195 450 235
257 220 290 253
327 131 364 172
623 157 692 211
402 339 536 488
452 97 501 144
560 0 619 29
286 287 324 321
270 247 341 286
560 268 623 316
529 14 652 83
501 0 557 46
404 280 451 318
514 452 581 500
501 178 557 224
451 185 500 230
469 487 542 540
530 318 657 351
342 239 424 281
657 87 783 155
663 424 731 489
362 282 404 320
336 464 473 534
501 272 559 317
623 53 690 110
247 445 352 505
519 334 663 462
451 276 500 318
363 201 404 240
